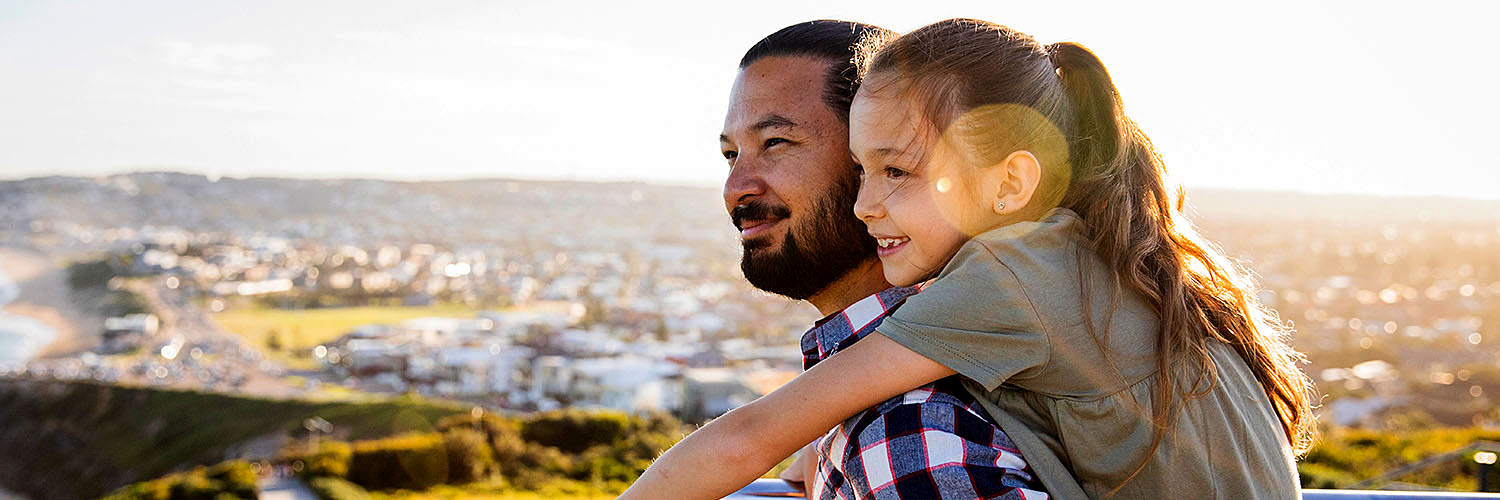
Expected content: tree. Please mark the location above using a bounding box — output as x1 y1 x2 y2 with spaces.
266 329 284 352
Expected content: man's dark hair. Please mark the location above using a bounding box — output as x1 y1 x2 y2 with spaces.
739 20 896 124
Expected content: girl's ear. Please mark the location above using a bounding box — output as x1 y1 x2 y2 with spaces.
985 150 1042 215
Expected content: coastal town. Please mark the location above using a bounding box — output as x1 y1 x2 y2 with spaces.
2 173 1499 429
0 173 815 420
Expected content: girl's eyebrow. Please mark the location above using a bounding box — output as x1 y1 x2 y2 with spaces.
858 146 912 165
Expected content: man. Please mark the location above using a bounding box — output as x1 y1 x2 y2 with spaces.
719 20 1045 500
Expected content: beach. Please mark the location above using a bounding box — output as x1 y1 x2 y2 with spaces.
0 247 101 362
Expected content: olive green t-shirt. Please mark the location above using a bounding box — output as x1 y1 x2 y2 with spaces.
876 208 1300 499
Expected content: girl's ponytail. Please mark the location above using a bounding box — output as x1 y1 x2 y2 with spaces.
1048 42 1127 182
1049 41 1318 460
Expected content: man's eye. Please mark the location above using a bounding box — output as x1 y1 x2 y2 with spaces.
722 150 737 162
763 138 788 148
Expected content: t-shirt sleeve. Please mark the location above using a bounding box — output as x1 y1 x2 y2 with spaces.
875 239 1050 392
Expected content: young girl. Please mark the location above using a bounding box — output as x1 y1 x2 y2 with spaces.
623 19 1316 499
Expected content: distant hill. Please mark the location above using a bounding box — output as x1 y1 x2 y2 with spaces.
1185 188 1500 224
0 172 726 247
4 173 1496 243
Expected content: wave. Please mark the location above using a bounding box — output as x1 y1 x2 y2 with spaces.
0 266 56 365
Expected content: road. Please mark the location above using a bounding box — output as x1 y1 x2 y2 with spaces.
258 477 318 500
122 277 302 398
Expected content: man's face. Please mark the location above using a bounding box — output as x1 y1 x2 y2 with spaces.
719 56 876 300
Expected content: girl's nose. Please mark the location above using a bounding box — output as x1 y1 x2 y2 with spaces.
852 178 884 222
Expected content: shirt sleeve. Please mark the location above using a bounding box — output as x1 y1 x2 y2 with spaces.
843 401 1046 500
875 238 1051 391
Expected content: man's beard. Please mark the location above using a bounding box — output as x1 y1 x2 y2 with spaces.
733 174 875 300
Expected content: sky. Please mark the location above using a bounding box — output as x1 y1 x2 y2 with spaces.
1 0 1497 199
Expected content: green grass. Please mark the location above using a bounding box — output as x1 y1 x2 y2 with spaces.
1300 426 1500 489
0 380 469 499
212 303 484 369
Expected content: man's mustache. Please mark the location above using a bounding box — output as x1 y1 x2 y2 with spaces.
731 200 792 230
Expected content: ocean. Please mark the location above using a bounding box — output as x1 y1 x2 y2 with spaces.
0 264 56 366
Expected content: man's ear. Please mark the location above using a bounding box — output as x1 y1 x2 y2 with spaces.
984 150 1042 215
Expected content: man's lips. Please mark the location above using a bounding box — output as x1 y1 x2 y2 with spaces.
739 218 783 239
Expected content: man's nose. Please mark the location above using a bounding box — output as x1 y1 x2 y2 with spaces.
723 154 767 212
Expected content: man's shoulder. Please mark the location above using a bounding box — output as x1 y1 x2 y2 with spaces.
849 378 995 438
869 381 976 414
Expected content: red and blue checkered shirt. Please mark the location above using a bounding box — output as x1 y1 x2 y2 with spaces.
801 286 1047 500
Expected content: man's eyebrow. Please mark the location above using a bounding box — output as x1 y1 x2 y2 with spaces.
750 114 798 132
721 115 799 144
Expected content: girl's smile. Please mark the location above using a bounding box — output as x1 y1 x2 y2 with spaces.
872 234 911 257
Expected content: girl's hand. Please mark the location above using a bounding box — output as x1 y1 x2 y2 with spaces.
620 333 954 500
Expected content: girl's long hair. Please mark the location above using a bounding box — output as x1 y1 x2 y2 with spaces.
859 18 1316 477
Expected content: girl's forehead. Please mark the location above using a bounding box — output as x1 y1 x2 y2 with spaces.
851 89 934 157
853 88 922 132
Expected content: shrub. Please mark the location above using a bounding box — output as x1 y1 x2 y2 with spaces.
281 441 353 479
100 461 258 500
67 259 118 290
306 477 372 500
515 442 573 478
347 432 448 490
521 409 631 453
490 421 528 469
1298 462 1359 489
167 475 220 500
101 480 170 500
204 461 258 498
442 427 496 483
435 411 526 467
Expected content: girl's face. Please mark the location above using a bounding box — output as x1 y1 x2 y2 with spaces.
849 85 998 287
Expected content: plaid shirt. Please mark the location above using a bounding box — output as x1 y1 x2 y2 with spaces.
801 287 1047 500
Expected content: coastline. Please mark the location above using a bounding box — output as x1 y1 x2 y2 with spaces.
0 247 101 359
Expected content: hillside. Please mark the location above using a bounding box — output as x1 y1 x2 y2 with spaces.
0 380 467 499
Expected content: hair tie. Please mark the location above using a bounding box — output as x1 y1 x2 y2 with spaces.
1046 43 1063 75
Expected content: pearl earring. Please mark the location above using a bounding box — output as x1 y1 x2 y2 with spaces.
994 200 1007 212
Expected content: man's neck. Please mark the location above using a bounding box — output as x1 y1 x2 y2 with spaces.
806 258 890 317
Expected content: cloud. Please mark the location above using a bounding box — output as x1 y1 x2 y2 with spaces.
334 31 409 47
161 41 272 75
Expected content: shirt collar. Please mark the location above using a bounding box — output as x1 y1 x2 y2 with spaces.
800 286 918 369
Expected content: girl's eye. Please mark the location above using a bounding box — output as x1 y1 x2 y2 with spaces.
763 138 788 149
883 167 909 179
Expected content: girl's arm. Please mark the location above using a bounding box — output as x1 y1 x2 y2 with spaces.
619 333 955 500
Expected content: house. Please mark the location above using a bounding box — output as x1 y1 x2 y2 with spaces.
568 356 684 414
101 313 159 353
682 367 759 421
